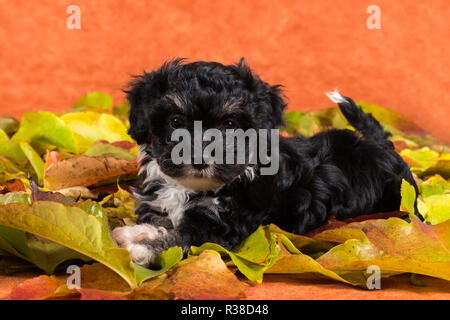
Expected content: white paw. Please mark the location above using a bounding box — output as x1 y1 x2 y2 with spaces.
111 224 163 266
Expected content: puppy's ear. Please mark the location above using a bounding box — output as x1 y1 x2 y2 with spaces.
125 59 185 145
266 84 287 128
125 75 151 145
234 58 287 129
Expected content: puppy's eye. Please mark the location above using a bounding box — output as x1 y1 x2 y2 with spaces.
170 116 185 129
223 119 235 128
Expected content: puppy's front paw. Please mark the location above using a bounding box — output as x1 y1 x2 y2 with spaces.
111 224 163 266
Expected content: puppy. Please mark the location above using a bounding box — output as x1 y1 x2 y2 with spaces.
112 59 418 266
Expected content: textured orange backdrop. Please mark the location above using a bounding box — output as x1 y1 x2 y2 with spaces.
0 0 448 142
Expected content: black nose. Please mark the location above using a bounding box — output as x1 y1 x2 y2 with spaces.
192 163 209 170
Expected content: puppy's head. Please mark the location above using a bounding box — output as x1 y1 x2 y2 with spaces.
126 58 286 191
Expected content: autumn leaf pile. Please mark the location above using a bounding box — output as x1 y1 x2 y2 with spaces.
0 92 449 300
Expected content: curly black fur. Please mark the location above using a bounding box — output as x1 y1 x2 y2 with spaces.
113 58 418 266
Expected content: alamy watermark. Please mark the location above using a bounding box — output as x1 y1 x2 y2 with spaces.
366 5 381 30
366 265 381 290
66 265 81 289
170 121 280 175
66 5 81 30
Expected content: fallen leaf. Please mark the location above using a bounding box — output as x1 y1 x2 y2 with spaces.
18 142 44 184
0 156 25 184
265 224 334 253
190 226 278 283
315 217 450 285
281 111 313 136
0 201 137 287
100 185 137 228
400 179 416 215
423 194 450 225
30 177 76 205
0 116 19 137
72 92 113 111
134 246 184 285
265 235 351 285
44 155 138 190
419 175 450 198
11 111 77 154
84 142 135 160
422 156 450 179
44 150 63 171
155 250 247 300
60 111 133 153
0 179 26 194
55 186 98 199
4 275 70 300
111 141 136 150
0 193 91 274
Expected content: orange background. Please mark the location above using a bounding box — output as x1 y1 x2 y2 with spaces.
0 0 448 142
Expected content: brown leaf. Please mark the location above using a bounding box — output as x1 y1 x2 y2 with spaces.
30 177 76 205
154 250 247 300
0 179 26 194
44 150 63 171
44 155 138 190
78 263 130 292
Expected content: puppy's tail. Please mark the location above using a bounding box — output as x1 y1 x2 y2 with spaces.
325 90 390 141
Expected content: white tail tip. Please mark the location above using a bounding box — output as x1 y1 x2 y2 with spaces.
325 89 347 104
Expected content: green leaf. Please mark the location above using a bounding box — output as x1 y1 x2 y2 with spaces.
315 217 450 284
0 193 89 274
0 116 19 137
190 226 280 283
0 201 138 287
310 107 349 130
134 246 183 285
99 185 137 228
113 102 131 123
11 111 77 154
73 92 113 111
281 111 313 136
265 235 352 285
0 129 10 155
0 156 24 184
423 194 450 225
84 142 135 161
399 147 439 173
0 193 31 204
419 175 450 198
264 224 334 254
60 111 133 153
421 154 450 179
400 179 416 215
18 142 44 184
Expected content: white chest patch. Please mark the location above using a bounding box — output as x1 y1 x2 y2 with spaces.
136 158 194 228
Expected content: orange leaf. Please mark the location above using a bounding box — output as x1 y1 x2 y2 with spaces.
44 150 63 171
4 275 69 300
154 250 247 300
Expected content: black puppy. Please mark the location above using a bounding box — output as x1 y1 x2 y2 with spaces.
112 59 418 266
